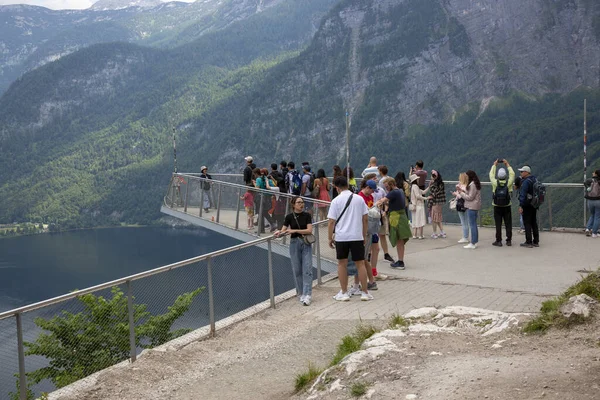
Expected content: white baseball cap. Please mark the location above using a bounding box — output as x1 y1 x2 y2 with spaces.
517 166 531 173
244 156 253 162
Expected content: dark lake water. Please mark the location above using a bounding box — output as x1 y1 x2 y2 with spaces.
0 226 308 399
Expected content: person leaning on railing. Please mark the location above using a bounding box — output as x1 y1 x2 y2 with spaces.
584 169 600 237
274 196 314 306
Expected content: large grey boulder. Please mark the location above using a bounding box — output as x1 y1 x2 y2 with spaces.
560 294 598 319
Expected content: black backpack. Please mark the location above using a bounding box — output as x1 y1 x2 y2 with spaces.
307 172 315 193
527 178 546 209
493 180 510 206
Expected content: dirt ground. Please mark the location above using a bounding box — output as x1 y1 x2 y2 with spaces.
56 299 600 400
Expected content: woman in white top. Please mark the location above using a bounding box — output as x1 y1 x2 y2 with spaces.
409 174 427 239
455 172 470 243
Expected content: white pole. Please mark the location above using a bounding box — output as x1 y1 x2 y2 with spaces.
584 99 587 227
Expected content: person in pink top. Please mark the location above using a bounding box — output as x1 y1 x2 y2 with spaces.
241 188 255 229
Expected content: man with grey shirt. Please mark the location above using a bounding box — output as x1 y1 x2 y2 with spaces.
361 157 380 179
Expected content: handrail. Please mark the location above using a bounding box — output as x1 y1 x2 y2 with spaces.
0 220 327 321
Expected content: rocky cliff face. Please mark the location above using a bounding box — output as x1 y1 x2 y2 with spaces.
201 0 600 168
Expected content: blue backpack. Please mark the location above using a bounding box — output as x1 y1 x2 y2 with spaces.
290 171 302 195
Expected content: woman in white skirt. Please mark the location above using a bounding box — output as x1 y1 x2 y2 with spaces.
409 174 427 239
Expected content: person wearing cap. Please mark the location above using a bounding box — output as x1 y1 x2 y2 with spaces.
349 179 378 291
243 156 255 186
376 177 411 269
489 159 515 246
200 166 212 213
409 173 428 239
518 165 539 248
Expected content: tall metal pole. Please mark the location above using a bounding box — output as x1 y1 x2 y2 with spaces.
584 99 587 227
172 127 177 174
346 111 350 182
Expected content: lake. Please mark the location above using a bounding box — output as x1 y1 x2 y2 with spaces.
0 226 308 399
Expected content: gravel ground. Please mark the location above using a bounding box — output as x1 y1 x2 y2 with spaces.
56 291 600 400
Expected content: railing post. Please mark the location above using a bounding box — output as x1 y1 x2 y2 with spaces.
267 239 275 309
315 222 322 285
235 187 241 230
183 179 190 213
199 186 204 218
547 190 553 231
207 257 215 337
258 193 265 237
126 280 137 362
16 313 27 400
282 200 290 245
216 183 222 223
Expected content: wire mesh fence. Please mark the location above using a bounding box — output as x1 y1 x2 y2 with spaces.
0 227 336 400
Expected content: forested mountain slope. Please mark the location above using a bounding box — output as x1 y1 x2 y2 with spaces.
0 0 599 228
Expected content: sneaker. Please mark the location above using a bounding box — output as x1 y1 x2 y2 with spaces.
360 292 374 301
439 232 447 238
518 229 525 234
419 236 425 240
204 208 210 213
492 241 502 247
412 236 417 239
367 281 378 291
302 295 311 306
532 243 540 247
506 240 512 246
299 295 305 303
593 234 599 238
463 243 477 249
457 237 469 243
520 242 533 248
431 233 438 239
396 260 406 270
375 274 388 281
586 229 592 237
348 286 362 296
384 253 395 263
333 291 350 301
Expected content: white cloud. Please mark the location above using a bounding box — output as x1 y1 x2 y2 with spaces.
0 0 94 9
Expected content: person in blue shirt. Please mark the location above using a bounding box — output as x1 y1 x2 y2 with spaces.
518 165 539 248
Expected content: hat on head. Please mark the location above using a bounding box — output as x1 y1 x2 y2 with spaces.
497 168 507 179
518 166 531 173
201 166 207 172
409 174 419 183
244 156 253 162
366 180 377 190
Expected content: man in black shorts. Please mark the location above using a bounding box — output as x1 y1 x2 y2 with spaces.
327 176 373 301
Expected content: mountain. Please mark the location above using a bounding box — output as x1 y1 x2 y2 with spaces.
0 0 287 93
0 0 599 229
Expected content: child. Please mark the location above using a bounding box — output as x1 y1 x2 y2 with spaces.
241 189 255 229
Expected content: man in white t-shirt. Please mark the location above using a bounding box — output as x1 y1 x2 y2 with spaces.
301 165 314 217
327 176 373 302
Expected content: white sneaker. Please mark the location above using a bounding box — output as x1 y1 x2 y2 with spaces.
593 234 598 238
299 295 305 303
375 274 388 281
333 291 350 301
439 232 447 238
463 243 477 249
431 233 438 239
412 236 417 239
348 286 362 296
360 292 374 301
457 237 469 243
419 236 425 240
302 295 311 306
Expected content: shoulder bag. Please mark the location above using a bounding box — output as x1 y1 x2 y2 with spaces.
292 212 315 245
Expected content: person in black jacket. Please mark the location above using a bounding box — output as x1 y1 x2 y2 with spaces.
200 166 212 212
518 165 539 248
243 156 255 185
585 169 600 237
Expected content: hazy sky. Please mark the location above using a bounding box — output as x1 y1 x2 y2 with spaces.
0 0 94 9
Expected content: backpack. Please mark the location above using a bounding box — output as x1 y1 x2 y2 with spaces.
307 172 316 195
585 178 600 198
527 178 546 209
290 171 302 195
493 180 510 206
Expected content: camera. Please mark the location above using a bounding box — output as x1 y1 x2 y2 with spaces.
497 158 504 163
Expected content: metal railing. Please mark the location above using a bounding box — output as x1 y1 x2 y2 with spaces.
0 222 336 400
165 173 589 233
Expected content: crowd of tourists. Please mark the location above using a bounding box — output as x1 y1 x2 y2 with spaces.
199 155 600 307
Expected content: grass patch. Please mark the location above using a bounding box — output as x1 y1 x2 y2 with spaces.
388 313 410 328
523 269 600 333
294 363 323 393
350 381 369 397
330 324 379 366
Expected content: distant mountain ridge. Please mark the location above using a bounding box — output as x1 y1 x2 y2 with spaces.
0 0 285 94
